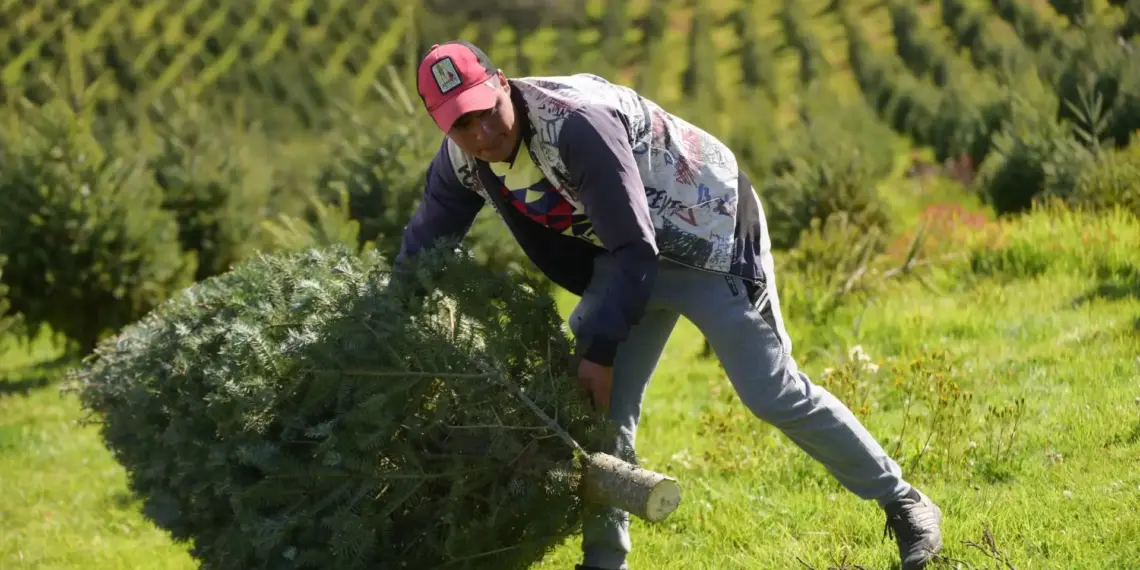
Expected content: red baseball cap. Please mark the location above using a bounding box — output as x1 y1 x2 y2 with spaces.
416 41 500 133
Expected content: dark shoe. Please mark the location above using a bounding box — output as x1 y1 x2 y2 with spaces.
574 566 610 570
883 488 944 569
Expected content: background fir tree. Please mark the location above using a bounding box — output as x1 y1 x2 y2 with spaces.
729 0 780 103
0 98 197 354
0 256 21 338
681 2 722 129
633 0 671 97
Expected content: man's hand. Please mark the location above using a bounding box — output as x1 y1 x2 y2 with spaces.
577 359 614 413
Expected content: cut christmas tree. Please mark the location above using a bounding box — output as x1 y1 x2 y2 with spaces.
70 244 681 570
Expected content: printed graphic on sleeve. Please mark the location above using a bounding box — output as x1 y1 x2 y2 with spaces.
489 142 602 247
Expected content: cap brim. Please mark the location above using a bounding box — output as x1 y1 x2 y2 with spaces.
430 80 498 133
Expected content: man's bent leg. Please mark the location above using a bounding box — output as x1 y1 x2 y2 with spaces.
670 260 943 568
569 257 679 570
663 262 911 505
576 309 677 570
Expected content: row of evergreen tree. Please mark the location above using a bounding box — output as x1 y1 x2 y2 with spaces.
1 0 1137 356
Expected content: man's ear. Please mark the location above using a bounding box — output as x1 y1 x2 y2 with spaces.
497 71 510 91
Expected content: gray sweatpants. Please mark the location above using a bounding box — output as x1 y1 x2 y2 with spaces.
568 254 912 570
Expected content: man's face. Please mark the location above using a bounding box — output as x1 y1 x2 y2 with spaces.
447 73 519 163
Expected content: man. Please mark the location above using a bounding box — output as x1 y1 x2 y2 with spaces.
396 40 944 570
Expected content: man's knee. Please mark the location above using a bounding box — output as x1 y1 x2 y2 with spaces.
732 361 822 428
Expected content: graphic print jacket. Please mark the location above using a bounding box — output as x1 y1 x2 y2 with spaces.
396 73 771 366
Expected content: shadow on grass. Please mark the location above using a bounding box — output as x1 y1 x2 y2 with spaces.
0 375 52 397
1104 417 1140 449
0 353 77 399
109 489 142 510
1070 273 1140 307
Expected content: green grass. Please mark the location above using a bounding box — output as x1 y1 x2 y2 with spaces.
0 332 197 569
2 202 1139 569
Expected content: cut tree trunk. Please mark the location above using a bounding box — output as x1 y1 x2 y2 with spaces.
578 452 682 523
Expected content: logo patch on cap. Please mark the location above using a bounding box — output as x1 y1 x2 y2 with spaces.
431 57 462 93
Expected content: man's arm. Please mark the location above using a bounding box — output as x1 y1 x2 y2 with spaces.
395 137 485 267
558 105 659 367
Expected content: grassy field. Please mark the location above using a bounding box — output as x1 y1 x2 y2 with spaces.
3 184 1138 569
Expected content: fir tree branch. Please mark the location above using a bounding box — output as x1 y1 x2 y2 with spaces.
266 467 495 481
312 369 491 379
437 541 553 567
478 363 586 456
444 423 551 431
